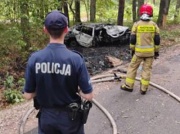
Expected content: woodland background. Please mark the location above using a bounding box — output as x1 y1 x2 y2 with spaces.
0 0 179 107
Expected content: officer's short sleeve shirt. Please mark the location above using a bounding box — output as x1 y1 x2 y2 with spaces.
23 44 93 108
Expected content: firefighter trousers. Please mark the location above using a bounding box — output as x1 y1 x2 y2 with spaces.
125 54 154 91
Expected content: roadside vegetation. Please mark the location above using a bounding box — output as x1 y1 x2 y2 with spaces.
0 0 180 109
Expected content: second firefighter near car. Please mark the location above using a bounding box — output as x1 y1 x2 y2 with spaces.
120 4 160 95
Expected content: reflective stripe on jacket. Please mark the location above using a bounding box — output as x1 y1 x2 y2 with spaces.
131 20 160 57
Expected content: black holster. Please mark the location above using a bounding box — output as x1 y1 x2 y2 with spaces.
33 97 40 110
81 101 92 124
36 111 41 118
67 103 80 121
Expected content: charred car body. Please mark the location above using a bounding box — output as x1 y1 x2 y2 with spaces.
65 23 130 47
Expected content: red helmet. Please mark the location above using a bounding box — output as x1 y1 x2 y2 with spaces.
140 4 153 17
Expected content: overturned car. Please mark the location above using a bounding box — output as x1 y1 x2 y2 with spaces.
65 23 131 47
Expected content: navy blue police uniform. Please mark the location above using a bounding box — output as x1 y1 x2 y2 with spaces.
23 10 93 134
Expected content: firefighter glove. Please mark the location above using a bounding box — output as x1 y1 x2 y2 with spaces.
154 52 159 59
131 50 135 57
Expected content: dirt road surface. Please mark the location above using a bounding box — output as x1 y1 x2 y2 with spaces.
1 44 180 134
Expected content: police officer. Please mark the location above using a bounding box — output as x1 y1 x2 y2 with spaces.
23 10 93 134
121 4 160 95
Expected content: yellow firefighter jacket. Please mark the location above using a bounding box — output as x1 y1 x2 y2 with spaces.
130 20 160 57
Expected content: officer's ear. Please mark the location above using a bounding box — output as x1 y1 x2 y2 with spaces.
43 26 49 34
64 26 69 34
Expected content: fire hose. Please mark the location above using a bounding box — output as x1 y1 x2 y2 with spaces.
19 73 180 134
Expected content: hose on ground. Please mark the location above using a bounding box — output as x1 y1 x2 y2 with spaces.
92 98 117 134
18 107 35 134
18 78 117 134
19 73 180 134
91 73 180 102
18 98 117 134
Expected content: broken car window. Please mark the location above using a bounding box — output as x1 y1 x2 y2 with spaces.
81 26 93 36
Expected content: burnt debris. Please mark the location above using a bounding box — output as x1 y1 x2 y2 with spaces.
70 46 131 75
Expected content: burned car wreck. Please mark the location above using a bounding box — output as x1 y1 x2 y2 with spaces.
65 23 131 47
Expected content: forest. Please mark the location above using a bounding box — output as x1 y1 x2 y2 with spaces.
0 0 180 107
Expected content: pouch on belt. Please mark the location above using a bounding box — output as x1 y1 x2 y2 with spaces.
81 101 92 124
67 103 80 121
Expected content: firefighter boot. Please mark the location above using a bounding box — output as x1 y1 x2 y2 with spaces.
140 84 147 95
140 90 146 95
120 84 133 92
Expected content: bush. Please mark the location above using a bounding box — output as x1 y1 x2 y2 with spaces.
3 89 24 104
2 74 25 104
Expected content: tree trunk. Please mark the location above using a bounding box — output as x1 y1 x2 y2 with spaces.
90 0 96 22
63 1 69 26
174 0 180 22
75 0 81 22
20 0 31 50
157 0 171 27
68 0 75 23
132 0 137 22
117 0 125 25
137 0 144 18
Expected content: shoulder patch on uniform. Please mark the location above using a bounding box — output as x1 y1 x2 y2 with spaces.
72 50 84 59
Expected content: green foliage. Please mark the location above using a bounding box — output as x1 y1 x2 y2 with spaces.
3 89 24 104
0 23 26 69
0 24 24 55
124 6 132 21
161 28 180 39
174 9 180 23
96 0 117 23
3 74 25 104
3 74 14 89
17 78 25 89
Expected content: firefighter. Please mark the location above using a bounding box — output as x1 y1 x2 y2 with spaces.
120 4 160 95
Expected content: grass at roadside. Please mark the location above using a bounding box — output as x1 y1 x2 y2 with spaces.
160 24 180 47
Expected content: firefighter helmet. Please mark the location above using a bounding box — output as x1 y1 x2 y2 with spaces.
140 4 153 17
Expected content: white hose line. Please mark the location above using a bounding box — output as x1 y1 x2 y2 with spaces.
115 74 180 102
135 77 180 102
19 74 180 134
91 74 116 80
91 77 117 83
18 107 35 134
92 98 118 134
91 73 126 81
92 74 180 102
19 87 117 134
150 82 180 102
18 99 117 134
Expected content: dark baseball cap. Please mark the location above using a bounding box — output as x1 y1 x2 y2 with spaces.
44 10 68 29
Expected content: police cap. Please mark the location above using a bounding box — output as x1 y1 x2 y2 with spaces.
44 10 68 29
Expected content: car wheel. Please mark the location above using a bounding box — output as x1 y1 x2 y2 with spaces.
69 40 78 47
